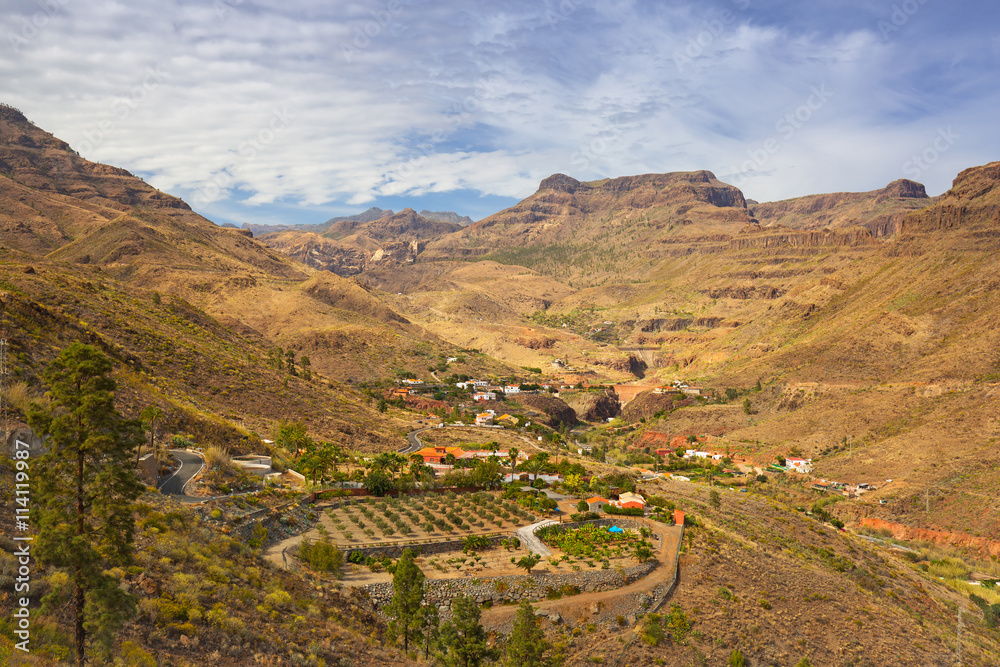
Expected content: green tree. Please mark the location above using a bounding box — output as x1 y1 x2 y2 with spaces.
742 398 752 415
27 343 145 666
515 551 542 574
633 542 654 563
299 354 311 381
387 549 425 653
729 648 746 666
521 456 545 483
505 601 550 666
363 470 393 496
471 459 503 489
709 489 722 509
440 594 493 666
576 499 589 512
137 404 164 469
416 603 440 660
274 419 311 454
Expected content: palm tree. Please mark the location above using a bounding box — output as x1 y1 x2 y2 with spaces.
521 456 545 483
515 552 541 574
507 447 519 482
138 405 165 468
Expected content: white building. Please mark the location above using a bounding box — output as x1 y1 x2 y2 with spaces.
473 391 497 402
785 457 813 473
504 385 521 395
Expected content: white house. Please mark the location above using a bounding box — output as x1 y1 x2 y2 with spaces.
475 413 494 426
471 379 488 388
473 391 497 402
785 457 813 473
504 385 521 395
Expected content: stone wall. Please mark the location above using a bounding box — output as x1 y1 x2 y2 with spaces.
342 535 511 560
361 561 657 611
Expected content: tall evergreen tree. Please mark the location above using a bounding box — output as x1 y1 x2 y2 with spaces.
137 404 164 469
27 343 145 666
439 593 493 667
416 603 440 660
387 548 425 652
505 601 550 666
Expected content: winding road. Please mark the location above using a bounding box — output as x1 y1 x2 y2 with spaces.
157 449 205 502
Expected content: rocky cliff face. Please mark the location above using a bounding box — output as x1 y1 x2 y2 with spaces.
899 162 1000 237
560 388 621 422
512 393 577 429
257 231 367 276
751 179 933 238
420 170 754 273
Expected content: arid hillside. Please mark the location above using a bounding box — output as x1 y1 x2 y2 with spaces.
0 110 513 448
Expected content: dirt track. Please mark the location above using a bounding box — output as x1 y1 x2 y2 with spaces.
480 521 682 631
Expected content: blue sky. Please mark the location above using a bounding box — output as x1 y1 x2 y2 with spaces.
2 0 998 226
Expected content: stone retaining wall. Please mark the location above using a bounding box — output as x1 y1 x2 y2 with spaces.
361 561 657 611
342 535 512 560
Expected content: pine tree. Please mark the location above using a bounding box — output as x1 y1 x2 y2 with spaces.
387 548 425 652
439 593 493 666
416 603 440 660
138 404 164 469
505 601 550 666
27 343 145 666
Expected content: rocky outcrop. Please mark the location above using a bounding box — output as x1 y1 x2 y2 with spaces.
705 285 786 300
899 162 1000 236
752 179 933 237
622 390 690 422
561 388 622 422
258 232 367 276
512 394 577 429
596 354 648 378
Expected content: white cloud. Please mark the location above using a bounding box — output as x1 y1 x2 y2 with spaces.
1 0 997 225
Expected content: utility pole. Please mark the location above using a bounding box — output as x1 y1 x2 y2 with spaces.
926 487 931 514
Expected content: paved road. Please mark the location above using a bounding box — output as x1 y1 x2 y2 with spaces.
158 449 204 501
403 427 433 454
515 519 559 557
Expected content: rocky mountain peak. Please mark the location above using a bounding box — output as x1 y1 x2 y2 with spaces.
876 179 928 202
538 173 581 193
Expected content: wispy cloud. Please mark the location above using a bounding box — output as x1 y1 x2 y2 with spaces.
1 0 997 224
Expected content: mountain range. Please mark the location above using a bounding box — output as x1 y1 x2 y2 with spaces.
2 106 1000 665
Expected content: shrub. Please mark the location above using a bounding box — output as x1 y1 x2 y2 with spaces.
729 649 746 667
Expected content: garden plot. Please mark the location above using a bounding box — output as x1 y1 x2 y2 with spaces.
320 491 536 546
342 519 660 587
